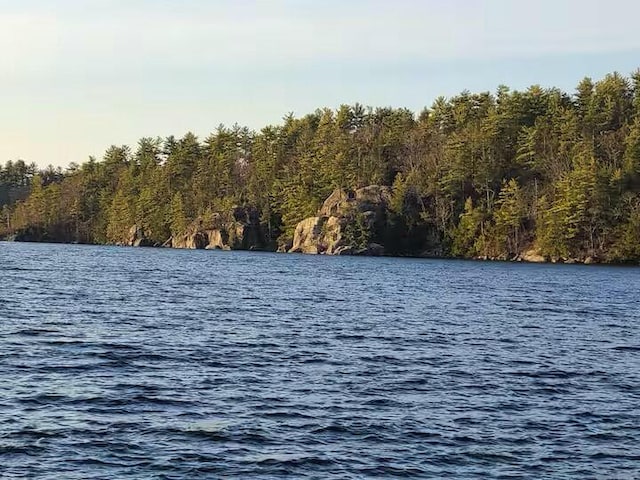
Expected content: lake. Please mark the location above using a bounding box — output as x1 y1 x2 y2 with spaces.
1 242 639 479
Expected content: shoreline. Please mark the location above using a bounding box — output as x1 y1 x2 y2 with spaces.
3 238 638 267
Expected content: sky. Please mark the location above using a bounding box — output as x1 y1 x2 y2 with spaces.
1 0 640 168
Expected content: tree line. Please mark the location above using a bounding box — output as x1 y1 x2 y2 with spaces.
2 70 640 262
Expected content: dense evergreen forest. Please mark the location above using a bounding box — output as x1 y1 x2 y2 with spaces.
2 70 640 263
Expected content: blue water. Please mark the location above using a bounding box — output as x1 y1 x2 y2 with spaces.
1 242 639 479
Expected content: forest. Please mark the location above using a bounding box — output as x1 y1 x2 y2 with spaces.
2 70 640 263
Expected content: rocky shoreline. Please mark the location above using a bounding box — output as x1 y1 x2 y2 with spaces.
4 184 629 266
1 235 621 265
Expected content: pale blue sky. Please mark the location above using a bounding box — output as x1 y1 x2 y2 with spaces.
2 0 639 167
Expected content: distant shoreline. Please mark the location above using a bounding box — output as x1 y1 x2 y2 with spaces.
3 238 638 267
3 70 640 266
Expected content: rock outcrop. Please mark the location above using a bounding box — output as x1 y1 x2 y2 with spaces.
520 249 546 263
289 217 325 254
127 225 153 247
318 185 390 218
288 186 390 256
171 206 262 251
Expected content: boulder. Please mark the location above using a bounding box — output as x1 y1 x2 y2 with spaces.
277 239 293 253
357 242 384 256
289 217 326 254
333 245 354 255
522 249 546 263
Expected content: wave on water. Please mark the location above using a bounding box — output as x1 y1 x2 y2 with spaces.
1 243 639 479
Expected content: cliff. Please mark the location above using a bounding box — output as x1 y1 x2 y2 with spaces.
289 186 390 255
168 206 263 251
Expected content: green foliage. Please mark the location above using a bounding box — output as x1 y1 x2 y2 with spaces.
106 189 134 244
451 198 487 257
342 210 371 251
609 195 640 261
170 192 188 238
494 178 526 254
3 69 640 262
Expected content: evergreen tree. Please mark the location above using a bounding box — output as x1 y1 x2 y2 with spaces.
4 69 640 263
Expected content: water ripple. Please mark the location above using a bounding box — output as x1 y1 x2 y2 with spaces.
1 242 639 479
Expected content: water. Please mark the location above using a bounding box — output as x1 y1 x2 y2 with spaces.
1 242 639 479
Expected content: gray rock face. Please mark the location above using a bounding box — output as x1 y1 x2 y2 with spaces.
318 185 390 217
521 249 546 263
171 206 261 251
289 217 325 254
289 186 390 256
128 225 153 247
318 189 353 217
